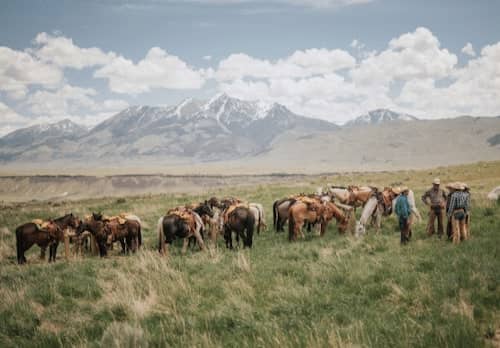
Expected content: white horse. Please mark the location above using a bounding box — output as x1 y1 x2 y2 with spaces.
355 196 381 237
356 189 421 237
249 203 267 234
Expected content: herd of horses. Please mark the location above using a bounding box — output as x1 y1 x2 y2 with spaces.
14 185 418 264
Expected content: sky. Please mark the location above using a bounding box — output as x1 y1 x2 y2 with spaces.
0 0 500 135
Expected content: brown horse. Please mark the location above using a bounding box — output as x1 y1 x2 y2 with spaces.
288 200 349 241
224 206 255 249
76 216 107 256
39 213 81 260
104 219 142 254
158 209 206 256
16 220 63 264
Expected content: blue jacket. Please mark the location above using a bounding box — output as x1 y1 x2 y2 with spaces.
395 195 411 219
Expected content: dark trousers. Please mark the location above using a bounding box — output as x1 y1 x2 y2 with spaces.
399 217 410 244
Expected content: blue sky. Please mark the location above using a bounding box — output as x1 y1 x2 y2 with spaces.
1 0 499 134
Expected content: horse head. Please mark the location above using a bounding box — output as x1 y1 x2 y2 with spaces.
92 212 103 221
202 200 214 217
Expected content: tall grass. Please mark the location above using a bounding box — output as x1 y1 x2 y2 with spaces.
0 162 499 347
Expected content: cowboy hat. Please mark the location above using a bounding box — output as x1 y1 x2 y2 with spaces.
391 187 402 195
446 182 465 190
400 186 409 192
432 178 441 185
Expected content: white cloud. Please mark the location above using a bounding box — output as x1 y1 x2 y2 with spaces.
94 47 206 94
24 84 129 127
203 55 212 61
218 27 500 123
0 102 29 136
33 32 115 69
0 46 63 100
351 27 457 86
215 48 355 81
398 42 500 117
461 42 476 57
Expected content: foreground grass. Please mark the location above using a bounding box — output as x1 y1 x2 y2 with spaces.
0 162 499 347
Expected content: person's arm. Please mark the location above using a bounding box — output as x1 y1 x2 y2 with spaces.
421 190 429 205
447 194 455 217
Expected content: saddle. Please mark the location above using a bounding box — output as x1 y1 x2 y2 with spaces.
295 196 322 211
224 203 248 223
169 209 197 232
32 219 52 230
103 214 127 225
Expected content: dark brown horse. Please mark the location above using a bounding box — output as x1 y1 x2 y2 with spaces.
16 221 63 264
39 213 81 260
224 206 255 249
76 216 107 256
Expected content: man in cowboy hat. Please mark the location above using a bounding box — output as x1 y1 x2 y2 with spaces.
446 182 470 243
395 186 411 244
421 178 447 237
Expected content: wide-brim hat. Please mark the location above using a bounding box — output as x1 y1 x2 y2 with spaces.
400 186 409 192
392 187 402 195
446 182 465 190
433 178 441 185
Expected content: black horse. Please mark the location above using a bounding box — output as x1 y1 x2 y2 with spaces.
224 206 255 249
158 214 192 255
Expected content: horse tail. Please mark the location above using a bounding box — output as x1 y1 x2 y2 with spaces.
256 208 261 235
157 217 164 253
288 209 295 241
15 225 23 263
245 212 255 248
137 223 142 248
273 200 278 231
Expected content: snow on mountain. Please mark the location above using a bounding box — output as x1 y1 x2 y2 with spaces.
0 94 338 162
344 109 418 127
0 119 87 148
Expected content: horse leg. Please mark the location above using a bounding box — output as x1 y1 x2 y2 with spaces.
193 229 206 252
40 246 47 260
120 238 126 254
182 238 189 255
52 243 59 262
125 236 132 254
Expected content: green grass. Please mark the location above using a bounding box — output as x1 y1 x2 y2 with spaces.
0 161 499 347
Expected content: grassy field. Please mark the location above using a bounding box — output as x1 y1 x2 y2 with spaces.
0 161 499 347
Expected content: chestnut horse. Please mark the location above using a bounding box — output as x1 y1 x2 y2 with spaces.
104 219 142 254
288 200 349 241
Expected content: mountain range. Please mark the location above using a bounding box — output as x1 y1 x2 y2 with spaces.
0 94 499 173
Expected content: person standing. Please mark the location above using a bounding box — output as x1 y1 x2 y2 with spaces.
395 187 411 245
421 178 447 237
446 182 471 244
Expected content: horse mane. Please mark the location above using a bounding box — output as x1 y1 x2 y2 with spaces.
54 213 73 222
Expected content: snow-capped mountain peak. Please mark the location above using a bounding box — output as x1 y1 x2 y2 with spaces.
344 109 418 127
